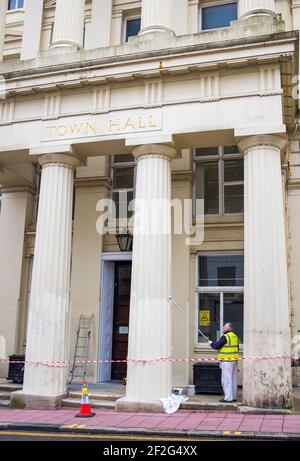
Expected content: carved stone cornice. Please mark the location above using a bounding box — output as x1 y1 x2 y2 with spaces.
0 183 36 195
171 170 195 184
74 176 112 190
287 178 300 190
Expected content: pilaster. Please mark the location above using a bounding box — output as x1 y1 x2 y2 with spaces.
0 0 7 62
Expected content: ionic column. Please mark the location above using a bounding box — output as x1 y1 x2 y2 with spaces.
238 135 293 410
140 0 174 35
51 0 85 49
11 154 80 410
116 144 177 413
0 0 7 62
239 0 276 18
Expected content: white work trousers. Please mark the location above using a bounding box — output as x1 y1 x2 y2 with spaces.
220 361 238 401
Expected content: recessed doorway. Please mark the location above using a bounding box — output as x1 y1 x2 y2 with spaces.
98 252 132 383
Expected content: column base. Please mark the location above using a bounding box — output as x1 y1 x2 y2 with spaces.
115 397 164 413
10 390 68 410
237 405 293 415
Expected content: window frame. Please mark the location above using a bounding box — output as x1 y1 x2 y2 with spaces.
199 0 239 32
111 155 136 221
7 0 24 11
193 146 244 216
195 251 244 348
123 14 141 43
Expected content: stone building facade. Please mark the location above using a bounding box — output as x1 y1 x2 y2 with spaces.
0 0 299 412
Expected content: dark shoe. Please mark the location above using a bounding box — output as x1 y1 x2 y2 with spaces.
219 399 233 403
232 400 237 402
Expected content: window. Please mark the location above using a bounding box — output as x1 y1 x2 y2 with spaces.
8 0 24 10
124 17 141 42
196 254 244 344
194 145 244 215
111 154 136 219
201 2 238 30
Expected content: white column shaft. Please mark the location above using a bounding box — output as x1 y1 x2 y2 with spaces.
23 158 76 396
140 0 174 35
125 147 175 404
87 0 112 49
52 0 85 49
21 0 44 60
0 0 7 62
239 0 275 17
241 137 293 409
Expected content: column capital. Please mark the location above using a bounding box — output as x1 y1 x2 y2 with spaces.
38 154 82 170
238 134 287 155
132 144 178 161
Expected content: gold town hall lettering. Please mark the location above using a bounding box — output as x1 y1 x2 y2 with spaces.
43 112 162 141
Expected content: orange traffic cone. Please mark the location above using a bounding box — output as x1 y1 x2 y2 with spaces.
75 380 96 418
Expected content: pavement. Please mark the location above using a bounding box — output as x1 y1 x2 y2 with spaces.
0 408 300 440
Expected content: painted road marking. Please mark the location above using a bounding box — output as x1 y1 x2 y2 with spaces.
64 424 87 429
0 431 226 441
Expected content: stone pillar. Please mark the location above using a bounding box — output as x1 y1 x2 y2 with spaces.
116 144 177 413
239 0 276 18
0 183 35 379
140 0 174 35
238 135 293 411
51 0 85 49
0 0 7 62
21 0 44 60
11 154 80 410
86 0 112 49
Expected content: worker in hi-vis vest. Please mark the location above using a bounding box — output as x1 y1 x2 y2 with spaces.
207 323 240 403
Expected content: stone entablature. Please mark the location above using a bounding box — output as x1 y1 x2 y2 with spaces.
0 29 296 157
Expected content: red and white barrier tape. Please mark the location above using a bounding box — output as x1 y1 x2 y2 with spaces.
0 355 299 368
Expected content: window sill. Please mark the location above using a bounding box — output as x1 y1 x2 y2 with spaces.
194 344 244 353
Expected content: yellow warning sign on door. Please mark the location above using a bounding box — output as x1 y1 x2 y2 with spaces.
199 310 210 326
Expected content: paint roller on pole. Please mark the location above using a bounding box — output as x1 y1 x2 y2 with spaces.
169 296 209 341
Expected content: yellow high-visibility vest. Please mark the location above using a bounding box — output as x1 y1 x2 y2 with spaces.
218 331 239 362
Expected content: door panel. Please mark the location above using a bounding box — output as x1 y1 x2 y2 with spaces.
111 263 131 381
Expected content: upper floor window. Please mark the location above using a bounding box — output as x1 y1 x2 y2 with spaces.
124 17 141 42
111 154 136 219
8 0 24 10
194 145 244 215
200 2 238 30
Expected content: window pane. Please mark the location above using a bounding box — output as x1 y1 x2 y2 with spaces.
224 145 239 155
202 3 238 30
223 293 244 343
114 154 135 164
8 0 17 9
224 159 244 182
195 147 219 157
196 162 219 215
198 293 221 343
112 191 134 219
113 167 134 189
126 18 141 41
224 184 244 214
18 0 24 7
199 255 244 287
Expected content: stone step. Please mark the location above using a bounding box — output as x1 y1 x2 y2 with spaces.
0 400 10 408
0 384 22 393
181 400 238 412
62 398 116 410
68 392 123 402
0 392 11 401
